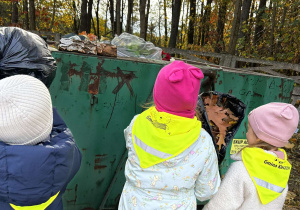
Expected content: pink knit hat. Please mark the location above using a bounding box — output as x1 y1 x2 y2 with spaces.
248 102 299 147
153 61 204 118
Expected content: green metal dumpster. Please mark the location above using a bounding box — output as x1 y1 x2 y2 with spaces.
49 51 294 210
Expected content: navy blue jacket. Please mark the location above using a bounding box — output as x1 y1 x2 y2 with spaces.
0 108 82 210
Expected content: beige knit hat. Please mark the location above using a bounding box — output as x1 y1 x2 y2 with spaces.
0 75 53 145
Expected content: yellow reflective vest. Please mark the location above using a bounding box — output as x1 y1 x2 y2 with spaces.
242 147 291 204
9 191 60 210
132 106 202 168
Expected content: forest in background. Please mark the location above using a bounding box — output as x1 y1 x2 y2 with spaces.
0 0 299 64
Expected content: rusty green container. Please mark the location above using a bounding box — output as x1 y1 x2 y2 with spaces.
49 52 294 210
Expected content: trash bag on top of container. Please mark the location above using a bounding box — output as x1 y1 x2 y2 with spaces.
197 91 246 163
0 27 56 87
111 32 162 60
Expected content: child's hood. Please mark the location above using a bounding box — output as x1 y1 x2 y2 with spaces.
0 108 82 206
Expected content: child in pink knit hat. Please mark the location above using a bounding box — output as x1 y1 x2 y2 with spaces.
118 61 221 209
204 102 299 210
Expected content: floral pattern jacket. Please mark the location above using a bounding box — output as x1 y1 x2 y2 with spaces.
118 116 220 210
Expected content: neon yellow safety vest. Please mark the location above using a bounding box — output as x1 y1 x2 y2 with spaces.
132 106 202 168
9 191 60 210
242 147 291 205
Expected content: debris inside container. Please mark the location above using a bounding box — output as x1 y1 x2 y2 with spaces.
197 91 246 163
202 94 239 150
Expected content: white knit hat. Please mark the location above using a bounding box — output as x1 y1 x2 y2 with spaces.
0 75 53 145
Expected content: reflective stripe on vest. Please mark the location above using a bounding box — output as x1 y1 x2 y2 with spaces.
9 191 60 210
134 135 172 159
253 176 284 193
242 147 291 204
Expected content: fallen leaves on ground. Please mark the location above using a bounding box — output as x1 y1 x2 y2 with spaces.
283 133 300 209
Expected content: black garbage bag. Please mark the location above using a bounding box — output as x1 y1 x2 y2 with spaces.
0 27 56 87
197 91 246 163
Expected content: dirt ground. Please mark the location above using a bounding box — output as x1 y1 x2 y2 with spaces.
283 133 300 210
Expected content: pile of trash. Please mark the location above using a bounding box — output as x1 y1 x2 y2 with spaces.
59 32 163 60
0 27 56 87
59 32 117 57
111 32 162 60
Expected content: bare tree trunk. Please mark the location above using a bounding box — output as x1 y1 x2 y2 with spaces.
126 0 133 32
87 0 93 33
96 0 100 37
197 0 204 45
168 0 182 48
49 0 56 31
275 5 287 59
215 0 229 53
269 1 276 57
116 0 121 35
158 0 162 46
163 0 168 47
140 0 146 39
145 0 150 40
238 0 251 39
187 0 196 45
236 0 251 53
12 0 19 25
253 0 267 44
121 0 125 33
149 21 154 42
72 0 78 33
92 17 96 34
105 0 109 34
184 0 189 48
29 0 36 30
201 0 212 46
247 0 255 49
228 0 242 55
179 0 185 48
23 0 29 29
80 0 88 32
109 0 114 35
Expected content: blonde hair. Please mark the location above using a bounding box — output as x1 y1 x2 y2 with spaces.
246 141 278 151
141 101 155 110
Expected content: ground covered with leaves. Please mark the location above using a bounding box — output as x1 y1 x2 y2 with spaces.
283 133 300 209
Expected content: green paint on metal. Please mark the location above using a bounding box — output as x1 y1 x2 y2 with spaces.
50 52 294 209
50 52 166 210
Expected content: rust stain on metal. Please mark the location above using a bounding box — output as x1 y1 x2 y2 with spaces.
112 67 136 96
66 184 78 204
94 154 108 170
88 75 100 94
228 90 233 94
87 60 104 95
82 148 87 152
56 58 62 62
94 165 107 170
219 80 222 85
68 62 83 77
252 92 262 98
95 154 107 157
95 63 137 96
